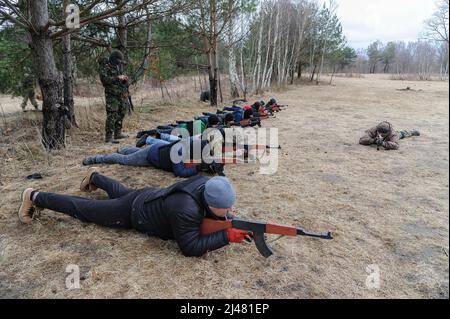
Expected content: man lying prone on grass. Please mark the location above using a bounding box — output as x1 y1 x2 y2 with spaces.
18 172 251 257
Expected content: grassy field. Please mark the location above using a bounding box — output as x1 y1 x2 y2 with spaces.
0 74 448 298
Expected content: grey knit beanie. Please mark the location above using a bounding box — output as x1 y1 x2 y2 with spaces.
204 177 236 208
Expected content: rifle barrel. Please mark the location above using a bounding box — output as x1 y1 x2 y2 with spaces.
297 228 333 239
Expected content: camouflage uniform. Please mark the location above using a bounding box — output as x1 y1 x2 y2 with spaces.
20 73 39 111
98 54 129 141
359 122 420 150
398 130 419 139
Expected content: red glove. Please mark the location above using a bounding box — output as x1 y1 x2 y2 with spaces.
226 228 253 243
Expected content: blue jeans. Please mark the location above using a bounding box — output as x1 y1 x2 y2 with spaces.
95 146 152 166
146 136 176 145
161 133 181 143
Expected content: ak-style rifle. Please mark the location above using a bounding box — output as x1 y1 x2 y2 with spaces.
201 217 333 257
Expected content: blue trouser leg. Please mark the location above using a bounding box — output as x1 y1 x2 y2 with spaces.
118 146 141 155
95 147 151 166
145 137 172 146
159 133 181 143
157 129 173 135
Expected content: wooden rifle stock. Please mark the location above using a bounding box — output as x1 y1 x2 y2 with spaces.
200 218 233 234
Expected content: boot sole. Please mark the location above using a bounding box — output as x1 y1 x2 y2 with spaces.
80 168 99 192
18 188 34 224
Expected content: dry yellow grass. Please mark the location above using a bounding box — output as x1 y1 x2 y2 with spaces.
0 74 448 298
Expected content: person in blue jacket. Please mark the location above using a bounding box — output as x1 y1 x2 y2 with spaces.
82 137 225 177
136 115 226 148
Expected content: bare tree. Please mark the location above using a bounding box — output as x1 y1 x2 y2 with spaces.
424 0 449 44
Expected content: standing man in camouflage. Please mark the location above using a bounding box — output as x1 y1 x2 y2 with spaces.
98 50 130 143
20 71 39 112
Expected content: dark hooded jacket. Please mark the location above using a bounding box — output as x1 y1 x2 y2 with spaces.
131 176 229 257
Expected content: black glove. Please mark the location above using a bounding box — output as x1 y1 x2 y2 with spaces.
376 138 385 147
210 162 225 176
199 162 210 171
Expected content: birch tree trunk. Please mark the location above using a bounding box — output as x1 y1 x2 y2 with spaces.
263 4 280 90
227 18 240 98
253 12 264 94
238 13 247 99
274 5 283 87
260 8 273 92
208 0 219 106
280 19 290 85
63 0 76 128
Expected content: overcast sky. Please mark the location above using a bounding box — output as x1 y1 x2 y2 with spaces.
327 0 438 49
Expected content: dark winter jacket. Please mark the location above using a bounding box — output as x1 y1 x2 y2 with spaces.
131 176 229 257
147 140 201 178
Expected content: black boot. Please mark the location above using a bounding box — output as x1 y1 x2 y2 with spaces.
105 133 119 144
82 156 98 166
114 130 129 139
136 134 149 148
136 129 157 138
411 129 421 137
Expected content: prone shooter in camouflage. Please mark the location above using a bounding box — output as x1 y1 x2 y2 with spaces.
98 50 130 143
359 121 421 150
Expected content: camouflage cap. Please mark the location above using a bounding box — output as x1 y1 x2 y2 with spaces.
377 121 392 134
109 50 124 66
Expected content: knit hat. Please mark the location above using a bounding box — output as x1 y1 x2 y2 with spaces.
243 108 254 119
252 101 262 110
109 50 124 66
224 113 234 123
204 177 236 208
377 121 392 134
208 114 220 127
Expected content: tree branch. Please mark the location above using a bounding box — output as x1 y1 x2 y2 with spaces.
0 8 28 29
49 0 134 39
71 34 110 47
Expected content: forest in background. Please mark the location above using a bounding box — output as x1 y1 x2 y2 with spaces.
0 0 448 148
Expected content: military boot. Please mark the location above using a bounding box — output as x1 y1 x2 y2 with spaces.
114 130 128 140
80 167 99 192
82 156 98 166
410 129 421 137
18 188 43 224
105 133 119 144
136 134 149 148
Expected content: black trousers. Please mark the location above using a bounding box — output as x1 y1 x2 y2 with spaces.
34 174 143 229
